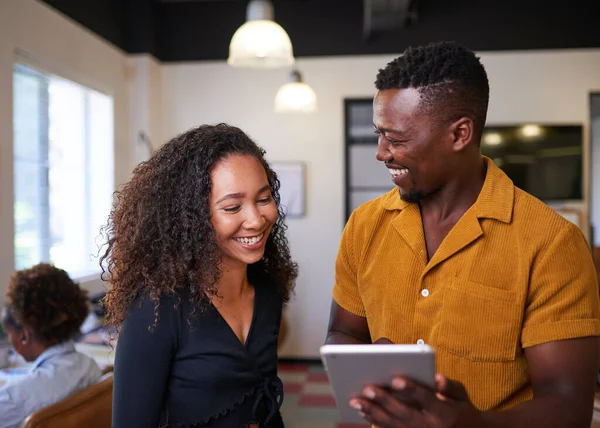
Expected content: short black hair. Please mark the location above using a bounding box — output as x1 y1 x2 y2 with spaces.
375 41 490 142
4 263 89 345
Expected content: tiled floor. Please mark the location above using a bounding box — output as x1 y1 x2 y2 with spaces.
278 361 369 428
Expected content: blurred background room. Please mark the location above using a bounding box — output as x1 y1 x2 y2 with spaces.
1 1 599 427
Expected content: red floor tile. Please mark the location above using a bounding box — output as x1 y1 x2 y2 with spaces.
278 363 310 373
307 372 330 383
283 382 304 394
298 394 338 408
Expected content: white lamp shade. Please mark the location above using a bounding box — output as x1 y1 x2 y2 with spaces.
228 20 294 68
274 81 317 113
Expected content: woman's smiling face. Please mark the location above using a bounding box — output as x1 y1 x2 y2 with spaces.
209 154 278 269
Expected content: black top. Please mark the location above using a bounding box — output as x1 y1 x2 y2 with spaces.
112 280 285 428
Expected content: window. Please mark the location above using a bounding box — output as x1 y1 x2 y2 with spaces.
344 98 393 221
13 63 114 278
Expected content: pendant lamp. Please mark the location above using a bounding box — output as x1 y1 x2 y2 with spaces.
274 70 317 113
228 0 294 68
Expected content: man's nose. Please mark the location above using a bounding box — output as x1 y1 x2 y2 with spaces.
376 139 392 162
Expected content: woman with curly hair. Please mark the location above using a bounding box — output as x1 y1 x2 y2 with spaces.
102 124 298 428
0 263 102 428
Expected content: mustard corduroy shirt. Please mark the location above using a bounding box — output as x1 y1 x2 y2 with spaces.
333 157 600 410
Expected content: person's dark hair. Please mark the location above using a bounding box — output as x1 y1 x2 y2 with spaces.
3 263 89 345
375 41 489 142
100 123 298 331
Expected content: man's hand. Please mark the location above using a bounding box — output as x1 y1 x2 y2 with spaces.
349 374 481 428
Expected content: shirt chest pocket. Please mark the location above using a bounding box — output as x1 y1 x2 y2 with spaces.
437 279 522 362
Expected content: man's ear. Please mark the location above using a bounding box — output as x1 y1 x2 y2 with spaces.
450 117 475 152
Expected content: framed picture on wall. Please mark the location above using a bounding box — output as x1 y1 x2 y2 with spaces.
271 162 306 218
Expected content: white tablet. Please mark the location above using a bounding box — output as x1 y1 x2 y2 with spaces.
319 344 436 423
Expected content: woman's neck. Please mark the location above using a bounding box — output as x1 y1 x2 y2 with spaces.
215 264 250 300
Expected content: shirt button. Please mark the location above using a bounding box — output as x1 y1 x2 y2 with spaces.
417 339 425 345
421 289 429 297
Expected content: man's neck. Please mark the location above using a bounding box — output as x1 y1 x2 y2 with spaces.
419 157 487 223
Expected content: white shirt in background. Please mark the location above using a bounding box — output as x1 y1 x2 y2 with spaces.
0 340 102 428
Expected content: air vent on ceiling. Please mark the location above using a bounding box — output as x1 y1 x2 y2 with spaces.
364 0 417 40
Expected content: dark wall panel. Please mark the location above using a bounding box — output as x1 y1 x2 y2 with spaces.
41 0 127 50
123 0 159 54
156 1 246 62
41 0 600 62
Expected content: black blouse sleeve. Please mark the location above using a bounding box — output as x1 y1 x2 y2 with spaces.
112 294 177 428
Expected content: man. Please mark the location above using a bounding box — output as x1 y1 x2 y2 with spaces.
326 41 600 427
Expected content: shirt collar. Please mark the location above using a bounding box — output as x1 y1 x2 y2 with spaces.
31 340 76 370
382 156 514 223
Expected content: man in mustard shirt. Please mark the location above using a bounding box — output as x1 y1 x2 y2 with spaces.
326 40 600 427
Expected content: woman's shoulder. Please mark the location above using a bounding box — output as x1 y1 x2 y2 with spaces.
123 290 195 333
129 289 195 312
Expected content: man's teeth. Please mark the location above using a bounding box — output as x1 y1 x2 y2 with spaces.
389 168 408 177
234 233 263 245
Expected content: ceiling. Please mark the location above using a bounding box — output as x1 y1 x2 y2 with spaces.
40 0 600 62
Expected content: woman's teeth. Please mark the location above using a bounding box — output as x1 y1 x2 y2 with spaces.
234 233 264 245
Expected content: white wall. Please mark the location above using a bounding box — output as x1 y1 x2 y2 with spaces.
161 49 600 358
129 54 163 166
0 0 133 301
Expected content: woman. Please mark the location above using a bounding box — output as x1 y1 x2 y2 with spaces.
101 124 298 427
0 263 102 428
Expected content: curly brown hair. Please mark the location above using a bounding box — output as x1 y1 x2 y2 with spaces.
4 263 89 345
100 123 298 330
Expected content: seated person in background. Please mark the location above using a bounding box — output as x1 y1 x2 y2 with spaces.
0 263 102 428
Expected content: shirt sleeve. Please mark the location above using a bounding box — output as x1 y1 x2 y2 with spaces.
112 294 177 428
332 211 366 317
0 380 29 428
521 222 600 348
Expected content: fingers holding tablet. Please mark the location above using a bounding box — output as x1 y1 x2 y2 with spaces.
349 374 480 428
349 376 438 423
